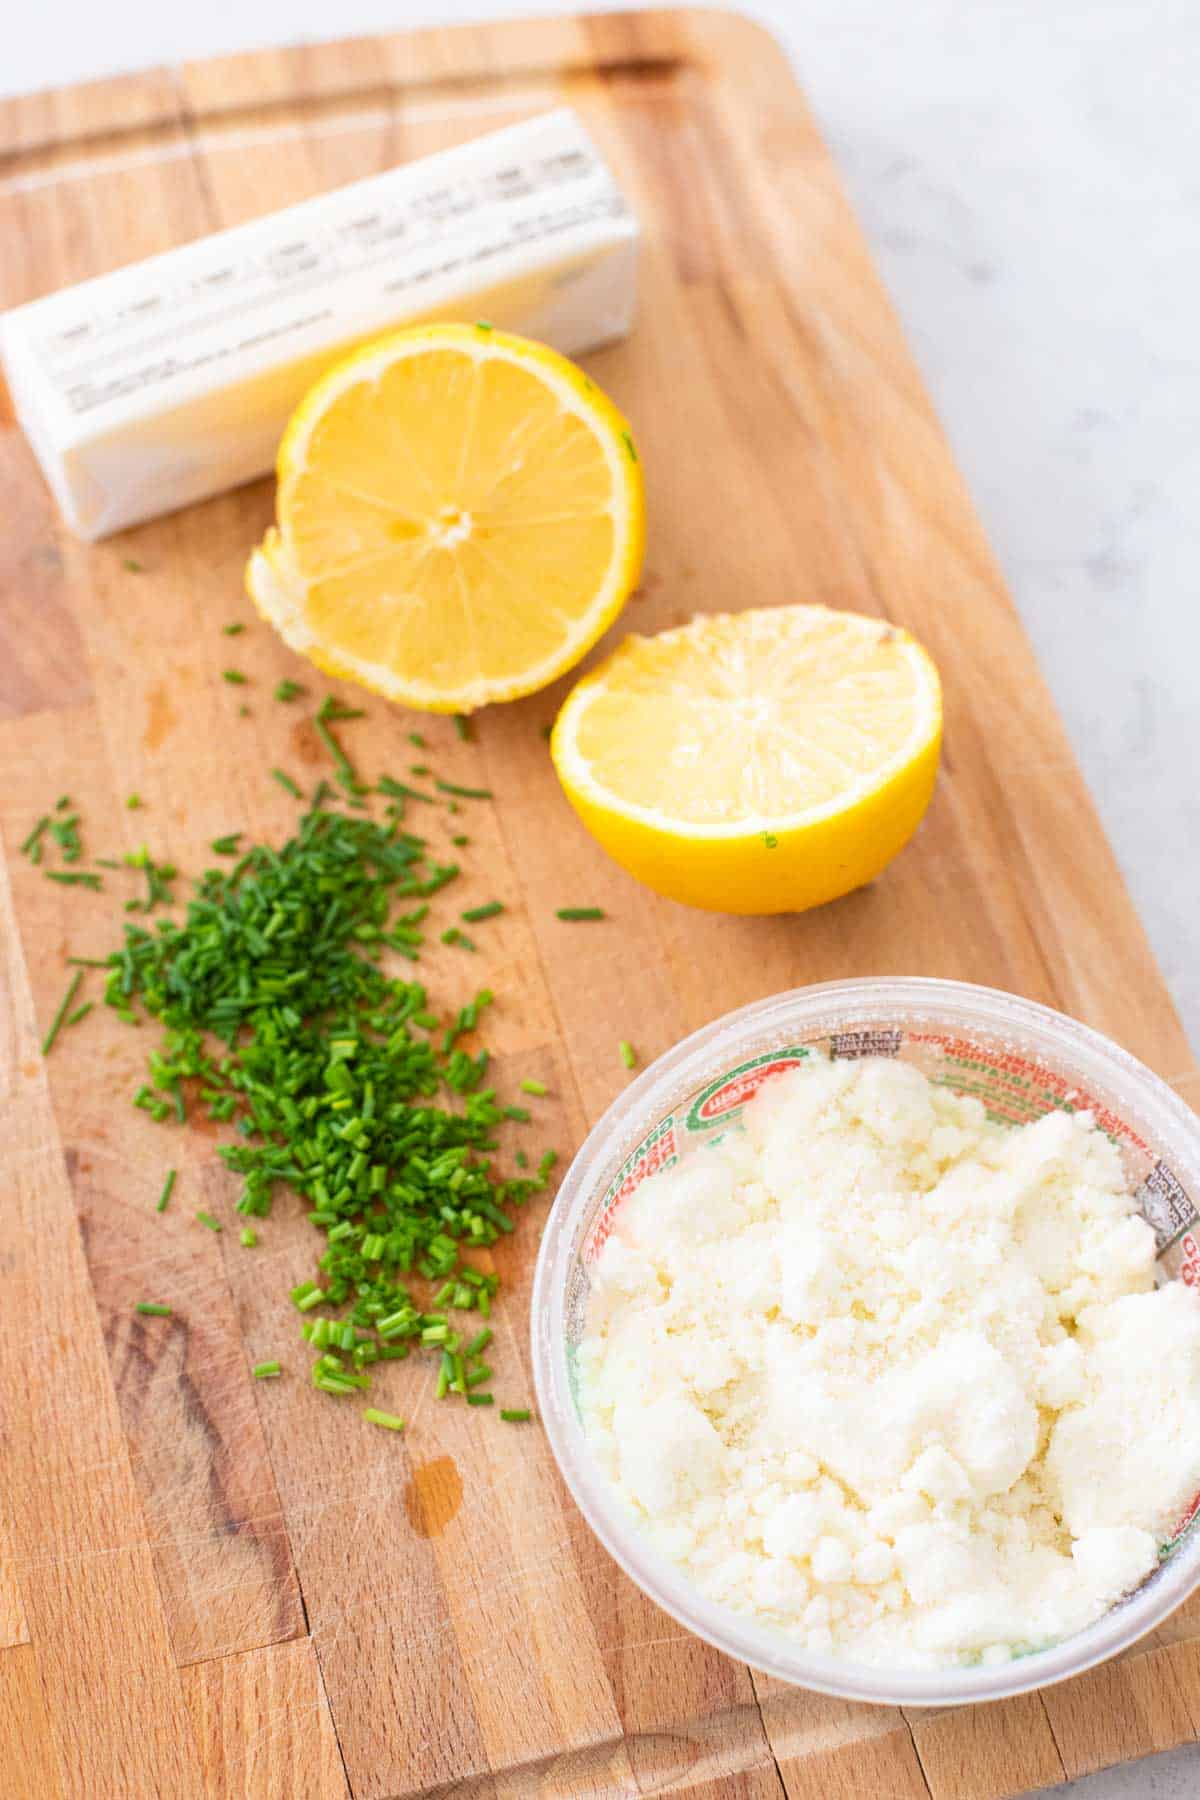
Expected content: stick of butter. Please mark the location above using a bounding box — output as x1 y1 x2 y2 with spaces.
0 109 639 540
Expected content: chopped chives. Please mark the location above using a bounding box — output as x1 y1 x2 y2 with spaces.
451 834 469 847
410 764 430 777
253 1360 281 1379
126 794 142 810
240 1227 257 1248
222 669 248 685
408 732 426 748
274 679 305 703
136 1302 172 1316
238 705 251 717
619 1040 638 1070
41 754 541 1425
318 695 366 723
46 871 103 890
461 902 503 924
440 927 476 952
363 1408 406 1431
435 778 492 801
556 906 604 921
222 622 246 636
22 818 50 863
155 1169 177 1213
314 715 362 792
41 971 83 1056
66 1001 94 1027
465 1328 492 1358
519 1077 547 1097
453 715 471 741
55 794 71 811
504 1104 531 1122
500 1408 531 1423
123 558 145 573
467 1392 494 1407
271 769 302 799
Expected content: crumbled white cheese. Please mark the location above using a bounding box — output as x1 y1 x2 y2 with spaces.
579 1056 1200 1667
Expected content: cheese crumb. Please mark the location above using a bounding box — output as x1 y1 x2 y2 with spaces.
579 1056 1200 1667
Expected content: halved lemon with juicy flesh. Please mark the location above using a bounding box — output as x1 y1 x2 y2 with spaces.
551 606 942 915
247 324 645 712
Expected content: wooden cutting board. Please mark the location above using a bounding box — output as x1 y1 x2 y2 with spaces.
2 10 1198 1798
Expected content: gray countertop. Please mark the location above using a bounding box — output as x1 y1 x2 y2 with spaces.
3 2 1195 1794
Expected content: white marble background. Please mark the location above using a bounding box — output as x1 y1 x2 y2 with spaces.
4 2 1198 1794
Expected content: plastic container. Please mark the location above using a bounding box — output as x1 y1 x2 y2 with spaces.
531 977 1200 1705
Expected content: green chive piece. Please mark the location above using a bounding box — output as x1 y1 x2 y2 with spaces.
155 1169 177 1213
123 558 145 573
363 1408 406 1431
274 679 305 703
504 1104 530 1122
222 622 246 636
621 431 638 463
317 695 366 723
41 971 83 1055
210 833 242 855
539 722 553 740
556 906 604 921
196 1210 222 1232
126 793 142 810
136 1301 172 1316
519 1077 547 1097
452 834 469 847
453 714 471 741
253 1360 281 1378
271 769 302 799
435 778 492 801
408 732 426 748
619 1039 638 1070
238 705 251 717
440 927 477 952
461 901 503 924
66 1001 94 1027
467 1392 494 1407
465 1328 492 1358
222 670 248 685
21 816 51 857
47 871 103 890
240 1227 257 1248
500 1408 532 1422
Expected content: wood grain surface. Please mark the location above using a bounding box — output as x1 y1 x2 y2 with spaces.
1 9 1197 1798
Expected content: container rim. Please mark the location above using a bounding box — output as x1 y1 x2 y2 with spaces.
530 976 1200 1705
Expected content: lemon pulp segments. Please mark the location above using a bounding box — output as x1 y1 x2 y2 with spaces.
551 606 942 915
248 324 645 712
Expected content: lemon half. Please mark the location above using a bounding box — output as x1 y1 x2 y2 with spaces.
551 605 942 914
247 323 645 712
